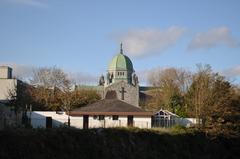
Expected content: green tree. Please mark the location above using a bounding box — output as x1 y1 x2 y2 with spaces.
206 76 239 136
185 64 240 136
147 67 191 114
185 64 213 126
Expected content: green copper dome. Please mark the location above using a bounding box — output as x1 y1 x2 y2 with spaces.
108 53 133 71
107 44 134 84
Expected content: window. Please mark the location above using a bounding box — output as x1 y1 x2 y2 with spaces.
112 115 119 120
123 72 124 76
99 115 105 120
93 115 98 120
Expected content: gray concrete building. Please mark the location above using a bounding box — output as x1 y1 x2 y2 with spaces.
0 66 17 103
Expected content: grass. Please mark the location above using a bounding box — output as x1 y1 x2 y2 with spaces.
0 127 239 159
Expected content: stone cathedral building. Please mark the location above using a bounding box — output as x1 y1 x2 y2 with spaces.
0 44 153 129
99 43 139 106
75 43 152 107
69 44 153 129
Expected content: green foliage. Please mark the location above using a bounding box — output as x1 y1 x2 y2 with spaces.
185 66 240 135
169 94 182 113
146 64 240 136
171 125 187 134
175 105 188 117
0 128 239 159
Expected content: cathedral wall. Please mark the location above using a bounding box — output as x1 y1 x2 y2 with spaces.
104 81 139 106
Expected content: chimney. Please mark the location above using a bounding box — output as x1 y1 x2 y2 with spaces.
0 66 13 79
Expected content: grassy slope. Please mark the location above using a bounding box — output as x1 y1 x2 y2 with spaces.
0 127 239 159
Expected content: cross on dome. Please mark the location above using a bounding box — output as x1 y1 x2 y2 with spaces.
120 42 123 54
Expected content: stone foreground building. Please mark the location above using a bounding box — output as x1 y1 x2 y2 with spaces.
0 66 17 103
0 66 23 129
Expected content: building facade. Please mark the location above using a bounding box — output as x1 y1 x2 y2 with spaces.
0 66 18 103
99 43 139 106
28 44 153 129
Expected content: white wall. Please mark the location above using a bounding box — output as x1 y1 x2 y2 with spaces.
27 111 83 128
134 116 151 128
83 116 151 129
88 116 128 128
0 66 12 79
27 111 152 129
70 116 83 129
175 118 199 127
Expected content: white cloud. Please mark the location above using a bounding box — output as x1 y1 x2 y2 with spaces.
67 72 98 85
136 67 169 85
7 0 48 8
113 27 185 57
0 63 98 84
136 69 151 85
221 66 240 78
188 27 239 50
0 63 35 81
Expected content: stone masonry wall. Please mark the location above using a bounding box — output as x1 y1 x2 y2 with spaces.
104 81 139 106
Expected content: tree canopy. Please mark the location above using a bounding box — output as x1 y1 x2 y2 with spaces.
146 64 240 136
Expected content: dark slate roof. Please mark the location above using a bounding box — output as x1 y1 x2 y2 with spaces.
69 99 153 116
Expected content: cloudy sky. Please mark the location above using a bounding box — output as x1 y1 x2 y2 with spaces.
0 0 240 84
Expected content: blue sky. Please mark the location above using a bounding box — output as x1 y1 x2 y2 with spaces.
0 0 240 84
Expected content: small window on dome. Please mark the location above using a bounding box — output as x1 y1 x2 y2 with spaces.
123 72 124 76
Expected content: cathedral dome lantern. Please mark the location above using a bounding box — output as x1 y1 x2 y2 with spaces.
106 43 136 85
